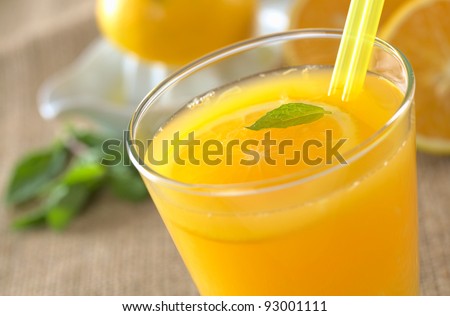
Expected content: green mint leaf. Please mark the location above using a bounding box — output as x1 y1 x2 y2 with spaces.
11 154 106 231
11 208 47 230
45 185 93 231
46 158 106 230
246 103 331 131
70 129 106 148
11 185 69 230
7 127 151 232
5 143 69 205
108 164 148 202
12 183 100 231
62 155 107 188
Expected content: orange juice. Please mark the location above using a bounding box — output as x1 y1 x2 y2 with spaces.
143 67 418 295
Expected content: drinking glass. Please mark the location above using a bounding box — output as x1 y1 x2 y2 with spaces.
127 30 418 295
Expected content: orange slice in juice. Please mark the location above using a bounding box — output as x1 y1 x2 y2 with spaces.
148 69 403 186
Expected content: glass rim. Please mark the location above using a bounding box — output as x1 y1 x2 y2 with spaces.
127 28 415 196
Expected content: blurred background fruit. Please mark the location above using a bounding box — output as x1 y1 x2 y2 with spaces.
96 0 257 65
290 0 450 154
290 0 407 29
381 0 450 154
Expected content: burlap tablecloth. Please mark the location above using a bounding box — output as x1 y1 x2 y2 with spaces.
0 0 448 296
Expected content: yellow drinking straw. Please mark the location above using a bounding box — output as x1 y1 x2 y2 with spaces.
329 0 385 101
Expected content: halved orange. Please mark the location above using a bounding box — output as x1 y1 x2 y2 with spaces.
289 0 407 30
380 0 450 154
286 0 409 70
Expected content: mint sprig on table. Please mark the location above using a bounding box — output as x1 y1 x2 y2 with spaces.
246 103 331 131
4 129 148 231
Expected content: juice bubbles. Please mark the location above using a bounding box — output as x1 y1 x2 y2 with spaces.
128 30 418 295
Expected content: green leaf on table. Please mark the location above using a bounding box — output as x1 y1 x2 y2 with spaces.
246 103 331 131
62 156 107 187
11 185 69 231
11 154 107 231
11 185 70 230
12 181 101 231
45 184 92 231
45 157 107 230
70 129 107 148
7 127 150 231
5 143 69 205
11 208 47 230
108 164 148 202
